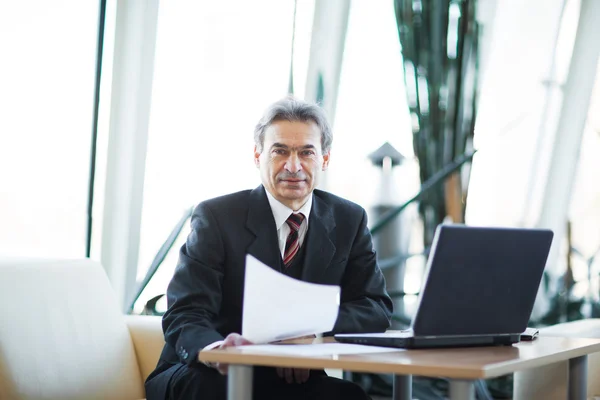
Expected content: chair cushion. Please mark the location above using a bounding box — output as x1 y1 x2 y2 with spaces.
0 258 144 400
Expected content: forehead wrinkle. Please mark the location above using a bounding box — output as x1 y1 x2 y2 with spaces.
271 142 317 151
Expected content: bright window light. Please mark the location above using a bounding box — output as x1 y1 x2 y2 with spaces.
0 1 99 258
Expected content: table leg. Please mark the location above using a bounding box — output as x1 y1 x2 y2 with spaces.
569 355 588 400
449 380 475 400
227 365 253 400
393 374 412 400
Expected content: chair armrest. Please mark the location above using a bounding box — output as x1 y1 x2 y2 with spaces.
125 315 164 382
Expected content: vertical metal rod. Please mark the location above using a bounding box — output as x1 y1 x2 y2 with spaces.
393 374 412 400
228 365 253 400
569 355 587 400
449 379 475 400
85 0 108 258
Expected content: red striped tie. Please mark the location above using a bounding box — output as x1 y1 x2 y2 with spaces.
283 213 305 268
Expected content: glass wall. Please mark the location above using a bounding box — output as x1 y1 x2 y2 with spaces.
332 0 421 317
135 1 314 308
332 0 416 207
133 0 429 312
568 60 600 309
466 0 577 228
0 1 100 258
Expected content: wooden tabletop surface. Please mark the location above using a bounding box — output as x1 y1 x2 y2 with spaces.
199 336 600 379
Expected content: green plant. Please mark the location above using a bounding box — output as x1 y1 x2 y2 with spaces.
393 0 479 247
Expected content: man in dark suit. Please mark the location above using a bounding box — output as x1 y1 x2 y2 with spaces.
145 97 393 399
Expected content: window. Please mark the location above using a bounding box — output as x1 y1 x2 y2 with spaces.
135 1 308 307
332 0 420 317
0 1 100 258
568 60 600 304
332 0 415 207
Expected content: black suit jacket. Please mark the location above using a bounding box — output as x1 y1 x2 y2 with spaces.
147 186 393 394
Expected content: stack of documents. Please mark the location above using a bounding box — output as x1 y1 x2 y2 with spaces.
242 254 340 344
241 255 399 355
240 343 401 356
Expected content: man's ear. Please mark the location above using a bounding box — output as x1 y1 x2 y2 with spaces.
322 152 330 171
253 145 261 168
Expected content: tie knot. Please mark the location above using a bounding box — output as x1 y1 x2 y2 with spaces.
286 213 305 232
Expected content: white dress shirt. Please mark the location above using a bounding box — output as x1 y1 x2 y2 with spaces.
202 189 313 355
264 189 311 257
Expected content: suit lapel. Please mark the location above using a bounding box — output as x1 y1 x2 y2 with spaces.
301 194 336 283
245 186 282 272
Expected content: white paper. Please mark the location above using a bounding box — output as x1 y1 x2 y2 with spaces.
239 343 402 356
242 254 340 343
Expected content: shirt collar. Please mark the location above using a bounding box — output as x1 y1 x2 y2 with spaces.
264 187 312 230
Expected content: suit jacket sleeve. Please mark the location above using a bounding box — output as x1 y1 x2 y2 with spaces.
161 202 226 366
332 208 393 333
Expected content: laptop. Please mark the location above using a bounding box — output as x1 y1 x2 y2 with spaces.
335 225 553 349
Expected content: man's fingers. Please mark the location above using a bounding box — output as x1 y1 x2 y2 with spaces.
216 362 228 375
276 367 284 378
234 336 253 346
221 336 236 348
221 333 253 349
284 368 294 384
214 334 252 375
293 368 310 383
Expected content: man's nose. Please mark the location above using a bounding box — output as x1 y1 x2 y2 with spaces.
284 153 302 173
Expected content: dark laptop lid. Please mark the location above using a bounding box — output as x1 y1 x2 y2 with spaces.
411 225 553 336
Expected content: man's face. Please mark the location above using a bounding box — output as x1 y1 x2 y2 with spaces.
254 120 330 210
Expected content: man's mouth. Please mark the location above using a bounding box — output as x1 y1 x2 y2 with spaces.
279 178 306 185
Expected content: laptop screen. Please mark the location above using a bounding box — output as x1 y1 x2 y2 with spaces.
411 225 553 336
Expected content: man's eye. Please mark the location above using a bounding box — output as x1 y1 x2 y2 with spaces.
273 149 286 155
301 150 315 156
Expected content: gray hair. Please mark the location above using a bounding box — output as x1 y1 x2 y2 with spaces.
254 96 333 154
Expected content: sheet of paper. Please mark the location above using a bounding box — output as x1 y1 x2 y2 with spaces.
240 343 402 356
242 254 340 344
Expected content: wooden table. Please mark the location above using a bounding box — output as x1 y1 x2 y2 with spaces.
199 336 600 400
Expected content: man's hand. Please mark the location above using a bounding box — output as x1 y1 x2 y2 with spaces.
273 334 314 383
276 367 310 384
210 333 311 382
213 333 253 375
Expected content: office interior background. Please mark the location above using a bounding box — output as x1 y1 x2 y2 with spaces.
1 0 600 350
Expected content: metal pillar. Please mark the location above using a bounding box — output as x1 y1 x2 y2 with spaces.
449 380 475 400
304 0 350 122
569 355 588 400
228 365 253 400
99 0 159 311
305 0 351 192
393 374 412 400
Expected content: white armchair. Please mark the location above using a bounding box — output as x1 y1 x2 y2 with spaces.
0 258 164 400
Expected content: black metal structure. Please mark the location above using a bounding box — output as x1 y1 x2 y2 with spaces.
127 207 194 314
85 0 108 258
